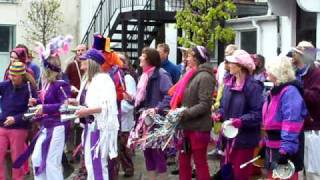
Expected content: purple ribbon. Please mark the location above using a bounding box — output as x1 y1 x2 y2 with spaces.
91 130 104 179
34 128 54 175
13 129 42 168
13 122 69 176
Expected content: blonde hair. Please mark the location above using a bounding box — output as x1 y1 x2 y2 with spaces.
24 73 37 89
86 59 101 82
42 56 61 83
225 44 238 56
266 56 295 84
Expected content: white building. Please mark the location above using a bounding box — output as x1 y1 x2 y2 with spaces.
0 0 79 78
227 0 320 61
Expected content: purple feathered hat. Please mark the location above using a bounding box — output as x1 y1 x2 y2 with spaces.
36 35 73 72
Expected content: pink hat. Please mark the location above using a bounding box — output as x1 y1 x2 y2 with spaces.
225 49 256 73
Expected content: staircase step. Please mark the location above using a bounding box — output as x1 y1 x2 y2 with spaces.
112 47 137 52
124 21 162 27
111 39 153 44
113 30 157 35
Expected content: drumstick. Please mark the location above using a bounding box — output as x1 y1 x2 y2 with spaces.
27 81 32 99
162 133 174 151
60 86 68 99
240 155 261 169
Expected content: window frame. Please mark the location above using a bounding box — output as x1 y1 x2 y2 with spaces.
237 29 257 54
0 25 15 54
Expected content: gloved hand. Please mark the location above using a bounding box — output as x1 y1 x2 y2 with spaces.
231 118 242 128
278 152 290 165
211 112 222 122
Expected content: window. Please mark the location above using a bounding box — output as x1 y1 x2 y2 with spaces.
296 5 316 45
0 25 15 52
240 30 256 54
0 0 16 2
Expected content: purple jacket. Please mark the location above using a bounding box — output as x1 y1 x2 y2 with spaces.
0 80 37 129
37 80 71 128
263 82 307 154
138 68 172 112
219 75 263 148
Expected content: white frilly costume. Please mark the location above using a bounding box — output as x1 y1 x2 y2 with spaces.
81 73 119 159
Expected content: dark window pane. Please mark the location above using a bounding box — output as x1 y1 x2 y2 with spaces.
296 6 316 45
0 26 10 52
241 31 256 54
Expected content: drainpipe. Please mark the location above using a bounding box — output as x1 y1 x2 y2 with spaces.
317 13 320 49
252 20 261 54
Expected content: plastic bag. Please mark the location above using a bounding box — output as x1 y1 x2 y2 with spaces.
304 130 320 174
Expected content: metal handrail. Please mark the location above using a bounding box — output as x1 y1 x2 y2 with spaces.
81 0 152 45
81 0 184 46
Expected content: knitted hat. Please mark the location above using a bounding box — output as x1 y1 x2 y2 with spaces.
9 61 26 76
10 48 28 64
80 48 105 65
225 49 256 74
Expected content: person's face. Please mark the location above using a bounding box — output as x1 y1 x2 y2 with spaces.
80 59 88 71
10 52 19 64
139 53 149 68
157 47 168 61
228 62 242 75
9 74 23 86
292 51 302 66
182 52 188 64
76 45 87 57
186 53 197 68
266 72 277 84
224 61 230 71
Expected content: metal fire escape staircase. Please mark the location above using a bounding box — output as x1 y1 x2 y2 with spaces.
81 0 184 64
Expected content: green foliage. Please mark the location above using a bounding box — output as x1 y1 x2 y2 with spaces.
22 0 63 46
176 0 236 50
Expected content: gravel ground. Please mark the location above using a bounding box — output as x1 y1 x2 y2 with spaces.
19 146 266 180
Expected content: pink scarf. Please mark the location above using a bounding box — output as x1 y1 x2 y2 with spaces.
170 68 196 109
135 66 155 107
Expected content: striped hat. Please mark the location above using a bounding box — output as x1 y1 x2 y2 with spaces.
9 61 26 75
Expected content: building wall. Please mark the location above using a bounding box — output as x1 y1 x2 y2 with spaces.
0 1 28 78
227 16 278 61
260 20 278 58
0 0 80 77
79 0 101 39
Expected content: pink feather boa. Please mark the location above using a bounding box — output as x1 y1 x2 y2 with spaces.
135 66 156 107
170 68 196 109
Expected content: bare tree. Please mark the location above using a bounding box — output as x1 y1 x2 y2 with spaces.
22 0 63 46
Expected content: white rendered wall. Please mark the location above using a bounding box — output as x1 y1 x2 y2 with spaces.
227 16 278 61
0 0 80 76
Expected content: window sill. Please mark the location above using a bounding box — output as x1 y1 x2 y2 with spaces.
0 1 18 4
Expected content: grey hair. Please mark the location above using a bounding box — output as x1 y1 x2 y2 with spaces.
302 47 317 67
266 56 296 84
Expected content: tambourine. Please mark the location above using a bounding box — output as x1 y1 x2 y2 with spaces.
272 160 295 179
222 120 239 139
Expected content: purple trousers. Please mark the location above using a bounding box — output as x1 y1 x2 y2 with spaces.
143 148 167 173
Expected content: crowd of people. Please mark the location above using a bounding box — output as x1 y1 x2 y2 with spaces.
0 32 319 180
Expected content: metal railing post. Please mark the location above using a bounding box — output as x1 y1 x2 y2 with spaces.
132 0 134 11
